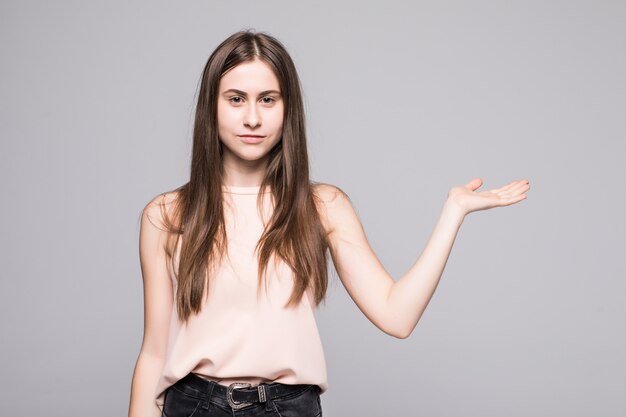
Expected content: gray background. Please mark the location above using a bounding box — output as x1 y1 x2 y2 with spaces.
1 1 624 416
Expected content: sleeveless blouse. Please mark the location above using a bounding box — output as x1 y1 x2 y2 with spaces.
154 184 328 411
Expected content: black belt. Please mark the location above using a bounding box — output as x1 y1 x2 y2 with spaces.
179 372 316 410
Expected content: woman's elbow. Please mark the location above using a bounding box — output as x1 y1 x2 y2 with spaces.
393 328 412 339
381 323 413 339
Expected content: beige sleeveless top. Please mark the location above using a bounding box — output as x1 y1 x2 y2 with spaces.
154 184 328 411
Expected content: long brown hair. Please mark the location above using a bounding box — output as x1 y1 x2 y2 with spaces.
148 29 331 324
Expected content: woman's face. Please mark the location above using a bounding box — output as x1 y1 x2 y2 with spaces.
217 58 284 167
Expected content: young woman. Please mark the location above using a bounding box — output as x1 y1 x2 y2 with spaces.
127 30 530 417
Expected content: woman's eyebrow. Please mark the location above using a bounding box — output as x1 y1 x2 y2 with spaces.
223 88 281 96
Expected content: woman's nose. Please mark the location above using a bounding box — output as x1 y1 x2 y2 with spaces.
244 103 261 128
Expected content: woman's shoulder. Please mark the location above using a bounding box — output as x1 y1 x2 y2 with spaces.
141 189 182 232
311 182 354 236
311 181 350 203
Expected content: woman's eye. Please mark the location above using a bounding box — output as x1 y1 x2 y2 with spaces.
229 96 275 105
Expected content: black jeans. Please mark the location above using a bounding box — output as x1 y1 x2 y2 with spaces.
162 372 323 417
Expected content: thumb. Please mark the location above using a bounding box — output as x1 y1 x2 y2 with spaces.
465 178 483 191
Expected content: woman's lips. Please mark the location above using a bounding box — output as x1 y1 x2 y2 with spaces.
239 135 265 144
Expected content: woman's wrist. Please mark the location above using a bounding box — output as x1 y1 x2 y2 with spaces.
443 197 468 223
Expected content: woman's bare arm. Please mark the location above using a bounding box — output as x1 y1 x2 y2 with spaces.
128 194 175 417
318 178 529 339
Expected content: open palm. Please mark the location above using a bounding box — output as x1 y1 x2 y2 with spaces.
448 178 530 216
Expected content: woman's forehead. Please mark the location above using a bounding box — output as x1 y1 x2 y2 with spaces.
219 60 280 93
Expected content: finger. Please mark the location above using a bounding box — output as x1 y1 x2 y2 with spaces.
491 179 528 196
511 181 530 195
465 178 483 191
499 181 530 198
489 180 517 194
497 193 528 206
497 182 525 197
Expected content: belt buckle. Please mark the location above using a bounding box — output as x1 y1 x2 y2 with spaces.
227 382 253 410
